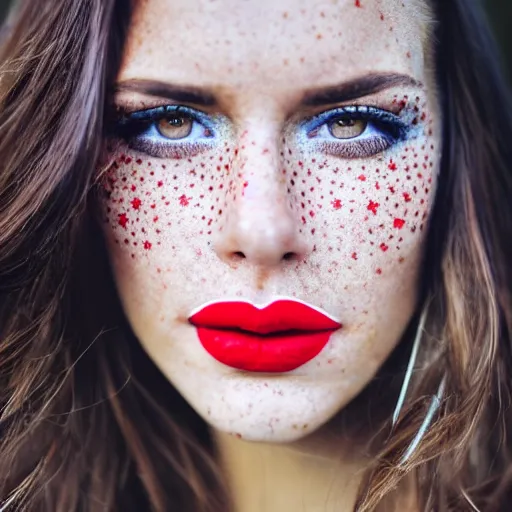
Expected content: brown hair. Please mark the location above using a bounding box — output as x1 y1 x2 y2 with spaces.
0 0 511 511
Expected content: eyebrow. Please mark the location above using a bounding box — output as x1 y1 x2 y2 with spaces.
115 73 421 109
115 79 217 107
301 73 423 106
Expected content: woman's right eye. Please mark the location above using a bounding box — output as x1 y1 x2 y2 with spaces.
156 114 194 140
114 105 216 159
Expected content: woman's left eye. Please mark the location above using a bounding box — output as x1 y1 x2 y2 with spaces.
303 106 409 159
114 105 216 159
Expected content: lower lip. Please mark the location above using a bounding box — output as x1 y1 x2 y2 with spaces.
194 327 339 373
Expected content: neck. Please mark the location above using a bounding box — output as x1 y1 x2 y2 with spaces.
213 421 418 512
213 425 366 512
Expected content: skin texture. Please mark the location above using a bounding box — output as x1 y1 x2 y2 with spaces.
99 0 440 449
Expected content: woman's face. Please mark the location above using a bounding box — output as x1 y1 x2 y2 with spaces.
99 0 440 442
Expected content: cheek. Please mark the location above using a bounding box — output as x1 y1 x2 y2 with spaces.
97 144 238 264
282 96 438 278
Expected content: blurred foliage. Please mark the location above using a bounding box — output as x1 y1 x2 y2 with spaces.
0 0 510 74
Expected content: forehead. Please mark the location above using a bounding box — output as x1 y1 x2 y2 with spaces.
121 0 431 96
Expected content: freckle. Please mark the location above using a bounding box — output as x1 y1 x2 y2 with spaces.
355 0 362 6
394 218 405 229
131 197 141 210
380 243 389 252
179 194 191 206
118 213 128 228
367 200 379 215
376 268 382 275
351 252 358 260
358 174 366 181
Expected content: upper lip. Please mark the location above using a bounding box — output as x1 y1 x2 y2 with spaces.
188 297 342 334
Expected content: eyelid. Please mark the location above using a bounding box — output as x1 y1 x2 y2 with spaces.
118 104 217 134
302 105 408 135
298 105 412 160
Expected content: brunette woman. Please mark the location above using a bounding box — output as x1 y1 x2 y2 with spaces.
1 0 512 511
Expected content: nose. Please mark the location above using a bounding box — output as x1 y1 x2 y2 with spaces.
213 132 307 268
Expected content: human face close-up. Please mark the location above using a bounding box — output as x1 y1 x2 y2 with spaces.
99 0 441 443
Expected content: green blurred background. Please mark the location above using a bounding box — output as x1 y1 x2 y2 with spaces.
0 0 511 76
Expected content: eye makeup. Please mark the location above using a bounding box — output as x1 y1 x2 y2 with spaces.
299 105 410 159
110 101 416 161
114 104 219 159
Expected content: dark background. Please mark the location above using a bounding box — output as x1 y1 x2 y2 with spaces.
486 0 512 77
0 0 511 76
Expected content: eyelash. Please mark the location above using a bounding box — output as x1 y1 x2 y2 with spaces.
113 104 409 160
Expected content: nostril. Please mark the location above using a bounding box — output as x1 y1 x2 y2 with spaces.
283 252 296 261
233 251 246 260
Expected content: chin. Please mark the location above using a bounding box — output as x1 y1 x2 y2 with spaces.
208 413 328 444
178 375 355 444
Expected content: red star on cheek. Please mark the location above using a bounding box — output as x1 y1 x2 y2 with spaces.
179 194 191 206
118 213 128 228
367 200 380 215
394 218 406 229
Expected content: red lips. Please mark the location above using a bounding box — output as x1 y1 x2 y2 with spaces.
188 298 342 373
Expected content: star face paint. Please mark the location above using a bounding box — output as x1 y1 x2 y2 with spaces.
98 0 441 442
